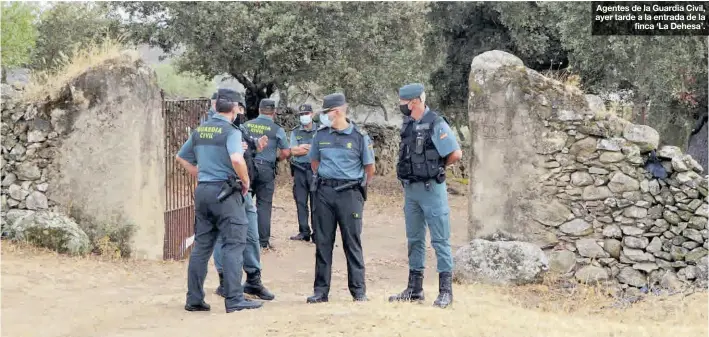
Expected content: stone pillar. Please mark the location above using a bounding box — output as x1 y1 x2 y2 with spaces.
466 50 594 246
46 55 165 259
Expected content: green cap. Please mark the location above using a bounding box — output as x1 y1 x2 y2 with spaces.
398 83 425 100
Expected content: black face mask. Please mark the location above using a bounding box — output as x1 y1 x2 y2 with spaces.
399 104 412 116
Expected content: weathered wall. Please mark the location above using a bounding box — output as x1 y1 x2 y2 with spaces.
468 50 708 290
1 54 165 259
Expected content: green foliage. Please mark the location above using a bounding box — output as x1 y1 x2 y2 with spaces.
32 2 122 70
1 2 39 68
114 1 429 118
426 1 707 142
426 2 567 127
153 63 216 99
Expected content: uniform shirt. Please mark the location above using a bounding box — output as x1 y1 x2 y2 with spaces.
308 124 375 180
418 107 460 158
177 114 244 182
289 123 318 165
245 115 288 163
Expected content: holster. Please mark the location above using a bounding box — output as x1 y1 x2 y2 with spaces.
217 176 243 203
310 174 319 193
359 180 368 202
435 166 446 184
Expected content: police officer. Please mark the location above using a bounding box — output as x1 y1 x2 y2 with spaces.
289 104 319 242
212 92 275 301
307 93 375 303
176 88 262 313
388 83 462 309
244 99 290 249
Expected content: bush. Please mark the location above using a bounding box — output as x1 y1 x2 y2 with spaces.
152 63 216 99
1 2 39 68
22 37 139 103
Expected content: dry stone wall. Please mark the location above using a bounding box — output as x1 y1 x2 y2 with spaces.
1 54 166 259
468 50 708 291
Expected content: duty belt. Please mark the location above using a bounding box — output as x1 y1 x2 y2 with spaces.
400 178 436 191
254 159 275 165
320 178 359 188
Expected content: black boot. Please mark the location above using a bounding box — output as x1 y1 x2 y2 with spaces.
215 272 225 298
433 272 453 308
185 301 211 312
226 298 263 313
306 293 328 304
353 294 368 302
388 270 425 302
289 232 310 242
243 270 275 301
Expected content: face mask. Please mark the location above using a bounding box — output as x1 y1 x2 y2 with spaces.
399 103 412 116
299 114 312 125
319 113 331 127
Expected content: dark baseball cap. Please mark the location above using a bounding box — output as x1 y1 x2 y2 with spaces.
216 88 239 102
320 93 346 112
259 99 276 109
234 92 246 107
298 104 313 114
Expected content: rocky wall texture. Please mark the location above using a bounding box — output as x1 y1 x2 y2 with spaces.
467 50 708 291
1 54 166 259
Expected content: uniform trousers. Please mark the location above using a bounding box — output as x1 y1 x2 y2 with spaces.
312 180 366 297
186 182 248 309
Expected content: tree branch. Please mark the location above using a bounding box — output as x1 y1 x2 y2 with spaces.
230 71 256 92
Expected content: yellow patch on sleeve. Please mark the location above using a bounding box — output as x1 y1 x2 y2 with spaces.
439 132 448 140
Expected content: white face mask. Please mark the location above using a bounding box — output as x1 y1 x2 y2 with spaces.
319 113 331 127
299 114 312 125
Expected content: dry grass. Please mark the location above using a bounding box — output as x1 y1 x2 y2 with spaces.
21 37 139 103
2 181 707 337
541 69 583 93
2 240 707 337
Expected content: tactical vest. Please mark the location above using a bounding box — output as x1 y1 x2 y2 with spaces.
244 116 281 163
396 111 446 183
290 124 318 166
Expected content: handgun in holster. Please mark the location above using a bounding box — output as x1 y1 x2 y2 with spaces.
435 166 446 184
217 176 243 203
310 173 319 193
359 179 368 201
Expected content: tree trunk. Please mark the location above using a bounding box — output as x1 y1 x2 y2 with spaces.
230 71 275 120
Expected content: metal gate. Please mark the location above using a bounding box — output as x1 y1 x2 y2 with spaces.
163 99 210 260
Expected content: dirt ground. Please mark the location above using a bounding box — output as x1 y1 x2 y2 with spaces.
2 177 708 337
